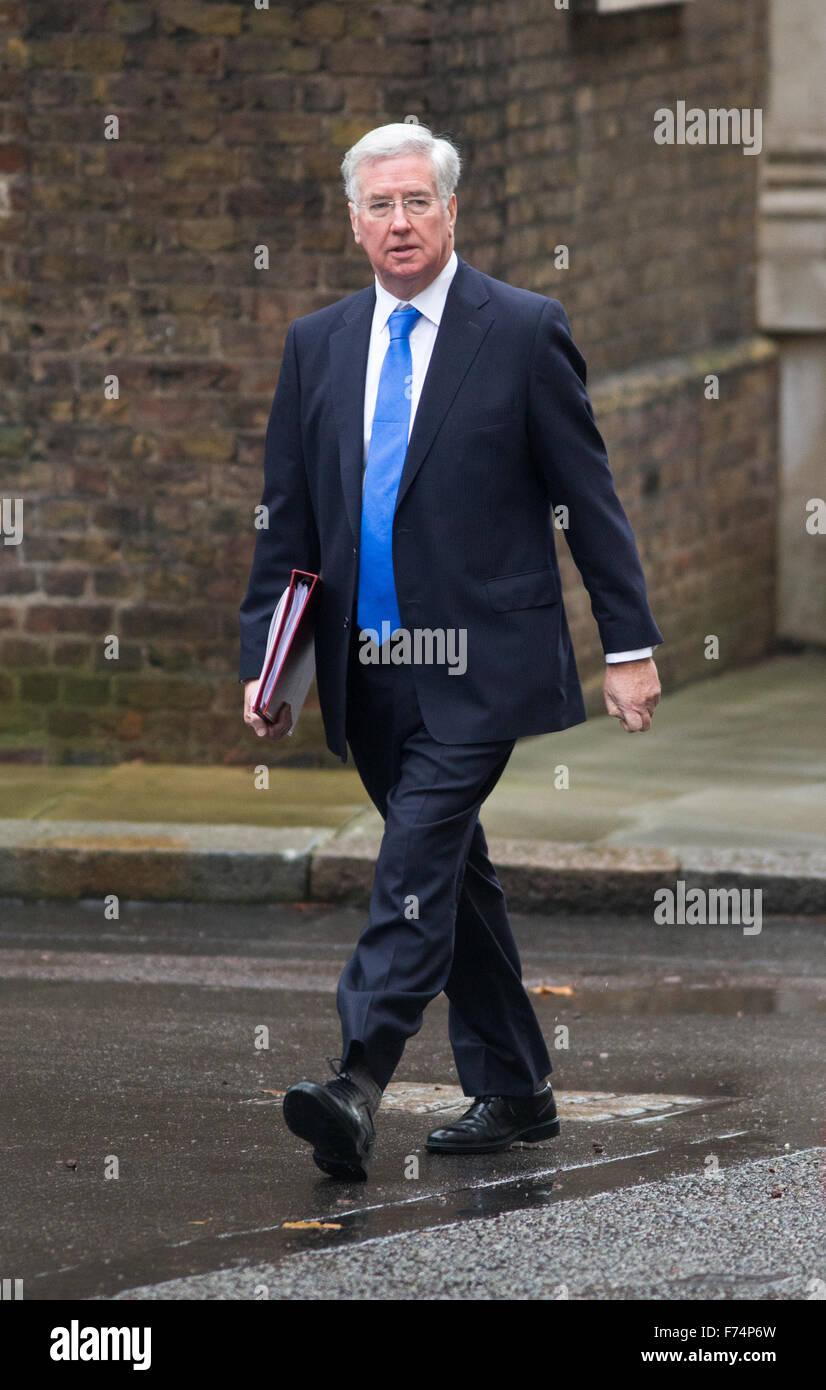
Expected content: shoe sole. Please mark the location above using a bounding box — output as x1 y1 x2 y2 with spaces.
426 1114 561 1154
283 1084 371 1181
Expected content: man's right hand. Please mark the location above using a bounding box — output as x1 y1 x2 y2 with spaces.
243 679 292 740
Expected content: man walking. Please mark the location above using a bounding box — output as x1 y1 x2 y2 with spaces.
239 122 662 1180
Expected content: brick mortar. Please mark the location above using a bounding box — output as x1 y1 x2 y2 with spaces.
2 0 775 765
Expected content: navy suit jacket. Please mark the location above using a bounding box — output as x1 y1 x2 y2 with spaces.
239 254 663 763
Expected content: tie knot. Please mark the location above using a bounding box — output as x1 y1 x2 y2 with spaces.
388 304 421 341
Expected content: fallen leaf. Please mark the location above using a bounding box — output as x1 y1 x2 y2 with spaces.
529 984 575 997
282 1220 342 1231
260 1089 286 1096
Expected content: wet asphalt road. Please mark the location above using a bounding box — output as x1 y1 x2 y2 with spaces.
0 898 823 1301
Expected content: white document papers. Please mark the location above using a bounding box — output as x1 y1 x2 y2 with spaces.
255 575 318 735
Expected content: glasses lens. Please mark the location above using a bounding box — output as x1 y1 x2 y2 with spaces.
363 197 435 218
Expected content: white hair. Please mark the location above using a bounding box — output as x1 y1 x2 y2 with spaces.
341 122 461 207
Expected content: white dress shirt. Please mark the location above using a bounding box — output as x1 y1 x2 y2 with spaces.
363 250 653 664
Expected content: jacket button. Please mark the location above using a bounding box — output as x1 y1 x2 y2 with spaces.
343 616 350 629
352 546 357 556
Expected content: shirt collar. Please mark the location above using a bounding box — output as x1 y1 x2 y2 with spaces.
374 249 458 330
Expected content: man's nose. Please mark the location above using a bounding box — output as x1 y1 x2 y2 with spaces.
388 201 412 228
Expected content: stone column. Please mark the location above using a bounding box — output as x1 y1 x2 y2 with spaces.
758 1 826 643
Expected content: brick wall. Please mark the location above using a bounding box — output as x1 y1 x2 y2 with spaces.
0 0 776 766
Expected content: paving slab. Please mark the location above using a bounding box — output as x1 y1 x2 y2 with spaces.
0 654 822 857
0 819 334 903
680 848 826 914
0 655 823 910
1 819 823 913
0 763 365 830
490 652 826 851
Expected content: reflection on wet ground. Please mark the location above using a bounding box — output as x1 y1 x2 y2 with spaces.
528 983 826 1015
2 900 823 1299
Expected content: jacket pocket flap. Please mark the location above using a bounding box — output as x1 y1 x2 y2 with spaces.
484 566 561 611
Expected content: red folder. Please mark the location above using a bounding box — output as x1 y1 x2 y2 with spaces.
252 569 320 732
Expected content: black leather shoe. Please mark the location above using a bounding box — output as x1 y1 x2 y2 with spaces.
283 1062 376 1181
425 1082 560 1154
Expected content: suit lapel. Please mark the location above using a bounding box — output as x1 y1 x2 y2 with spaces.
329 256 495 544
329 287 375 545
395 257 494 513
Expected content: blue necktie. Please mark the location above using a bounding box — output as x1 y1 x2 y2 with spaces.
357 303 422 640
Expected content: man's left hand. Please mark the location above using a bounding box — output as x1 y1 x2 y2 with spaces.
603 657 661 732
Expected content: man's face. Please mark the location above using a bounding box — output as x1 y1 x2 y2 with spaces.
348 152 457 298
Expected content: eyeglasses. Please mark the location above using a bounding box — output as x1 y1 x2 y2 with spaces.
354 195 441 220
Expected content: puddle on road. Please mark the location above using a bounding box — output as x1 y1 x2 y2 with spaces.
282 1126 778 1247
527 983 826 1015
83 1126 779 1301
33 1110 797 1302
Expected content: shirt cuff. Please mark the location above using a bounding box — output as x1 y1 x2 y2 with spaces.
604 647 654 663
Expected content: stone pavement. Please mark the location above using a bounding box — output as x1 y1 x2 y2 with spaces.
0 653 823 912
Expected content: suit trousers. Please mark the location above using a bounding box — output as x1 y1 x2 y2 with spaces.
337 622 553 1096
